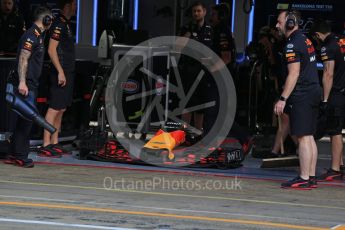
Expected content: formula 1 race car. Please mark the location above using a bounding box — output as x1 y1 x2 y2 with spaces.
140 124 248 169
78 122 252 169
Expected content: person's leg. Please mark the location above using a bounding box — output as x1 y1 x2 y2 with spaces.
39 108 63 158
317 128 343 180
51 109 66 144
181 67 194 127
194 113 204 131
297 135 312 180
279 136 308 188
13 117 33 160
272 113 290 154
318 135 343 181
325 92 344 173
8 110 19 157
296 89 320 179
309 91 319 178
202 82 219 136
282 88 320 188
12 92 35 162
182 113 192 126
43 108 60 147
309 136 318 177
341 155 344 176
330 135 343 172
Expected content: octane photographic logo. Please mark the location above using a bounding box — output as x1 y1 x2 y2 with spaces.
105 36 236 167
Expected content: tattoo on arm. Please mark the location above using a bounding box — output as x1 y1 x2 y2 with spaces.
18 49 31 82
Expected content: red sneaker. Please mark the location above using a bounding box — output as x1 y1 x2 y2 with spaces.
38 145 62 158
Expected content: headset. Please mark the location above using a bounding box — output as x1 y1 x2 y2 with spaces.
33 6 52 27
285 11 298 31
42 14 52 27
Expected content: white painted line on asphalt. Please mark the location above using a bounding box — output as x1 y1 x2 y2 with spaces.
0 195 77 203
0 218 138 230
0 195 74 203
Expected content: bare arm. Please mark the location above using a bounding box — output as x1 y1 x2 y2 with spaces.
281 62 300 99
18 49 31 82
274 62 300 115
322 60 335 101
48 39 64 74
18 49 31 83
48 39 66 86
17 49 31 96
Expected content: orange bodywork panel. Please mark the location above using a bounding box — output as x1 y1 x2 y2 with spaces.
143 130 186 159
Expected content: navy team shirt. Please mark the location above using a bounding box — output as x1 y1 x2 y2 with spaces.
49 12 75 72
180 21 213 49
14 24 45 90
320 33 345 91
179 22 213 69
284 30 319 101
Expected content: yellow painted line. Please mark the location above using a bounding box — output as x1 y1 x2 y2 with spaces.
0 201 328 230
1 180 345 211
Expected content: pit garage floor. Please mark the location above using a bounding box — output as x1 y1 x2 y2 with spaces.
0 140 344 230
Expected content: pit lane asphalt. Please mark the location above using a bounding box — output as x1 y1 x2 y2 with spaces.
0 141 344 230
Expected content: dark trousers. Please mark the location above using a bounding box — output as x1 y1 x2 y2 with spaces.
9 91 36 160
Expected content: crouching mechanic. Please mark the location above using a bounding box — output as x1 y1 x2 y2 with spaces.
40 0 77 157
313 21 345 181
4 6 52 167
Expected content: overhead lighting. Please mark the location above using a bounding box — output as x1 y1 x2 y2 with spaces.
232 0 235 33
133 0 139 30
92 0 98 46
76 0 80 43
247 0 255 44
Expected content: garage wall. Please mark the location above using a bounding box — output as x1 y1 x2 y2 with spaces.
76 0 98 61
129 0 252 53
76 0 253 61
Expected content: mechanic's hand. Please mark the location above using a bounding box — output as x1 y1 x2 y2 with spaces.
274 100 286 116
18 81 29 96
58 71 66 87
320 101 328 114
